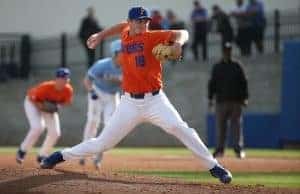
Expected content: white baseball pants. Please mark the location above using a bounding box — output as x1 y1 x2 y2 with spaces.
82 88 120 162
62 91 217 169
83 88 120 140
20 97 61 156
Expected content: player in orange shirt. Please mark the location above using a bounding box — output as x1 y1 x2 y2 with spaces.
41 7 232 184
16 67 73 164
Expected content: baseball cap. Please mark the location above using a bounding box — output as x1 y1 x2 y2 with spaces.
56 67 71 78
128 7 151 20
110 39 122 55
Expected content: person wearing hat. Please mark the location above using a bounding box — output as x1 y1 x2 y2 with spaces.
208 42 249 159
41 6 232 184
16 67 73 164
79 39 122 169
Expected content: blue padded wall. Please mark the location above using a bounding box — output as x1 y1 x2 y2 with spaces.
280 41 300 142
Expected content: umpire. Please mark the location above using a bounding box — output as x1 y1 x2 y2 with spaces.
208 42 249 159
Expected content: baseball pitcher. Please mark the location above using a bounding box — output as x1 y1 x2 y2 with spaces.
16 68 73 164
79 39 122 169
41 6 232 184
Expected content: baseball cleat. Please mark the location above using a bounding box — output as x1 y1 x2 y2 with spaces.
93 153 103 170
94 161 101 170
235 150 246 159
40 151 65 169
37 155 47 164
209 165 232 184
16 149 26 164
79 158 85 166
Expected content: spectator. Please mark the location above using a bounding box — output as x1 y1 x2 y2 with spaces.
190 0 208 61
231 0 252 56
208 42 248 159
211 5 234 50
149 9 163 30
246 0 266 54
79 7 103 68
165 10 187 59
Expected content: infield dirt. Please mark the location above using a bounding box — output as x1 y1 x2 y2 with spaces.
0 153 299 194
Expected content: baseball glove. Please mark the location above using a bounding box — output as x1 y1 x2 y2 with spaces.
40 101 58 113
152 43 180 61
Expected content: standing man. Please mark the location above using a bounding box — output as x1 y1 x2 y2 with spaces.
79 7 103 68
190 0 208 61
41 6 232 184
246 0 266 54
208 42 249 159
79 39 122 169
231 0 252 56
16 68 73 164
211 5 234 50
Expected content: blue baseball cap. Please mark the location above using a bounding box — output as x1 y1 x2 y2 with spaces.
56 67 71 78
110 39 122 55
128 7 151 20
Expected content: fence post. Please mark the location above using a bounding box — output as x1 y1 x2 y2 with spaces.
99 41 104 59
274 9 280 53
0 46 8 82
61 33 67 67
20 34 31 79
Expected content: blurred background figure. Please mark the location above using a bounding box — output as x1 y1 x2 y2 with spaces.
246 0 266 55
16 68 73 164
79 39 122 169
163 9 185 30
211 4 234 50
231 0 252 56
190 0 208 61
164 9 187 59
208 43 248 159
79 7 103 68
149 8 163 30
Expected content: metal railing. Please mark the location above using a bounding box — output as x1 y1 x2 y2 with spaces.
0 9 299 80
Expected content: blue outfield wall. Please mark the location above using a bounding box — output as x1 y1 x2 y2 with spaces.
280 41 300 142
207 114 280 148
206 40 300 148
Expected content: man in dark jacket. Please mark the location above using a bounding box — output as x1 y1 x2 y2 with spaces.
208 42 248 159
211 5 234 50
79 7 103 68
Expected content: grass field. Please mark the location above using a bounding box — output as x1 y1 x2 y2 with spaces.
125 171 300 188
1 147 299 189
2 147 300 158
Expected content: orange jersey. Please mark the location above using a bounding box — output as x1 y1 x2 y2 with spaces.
120 28 173 93
27 80 73 104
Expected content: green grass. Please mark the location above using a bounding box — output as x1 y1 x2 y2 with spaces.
108 147 300 159
123 171 300 188
1 147 300 159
